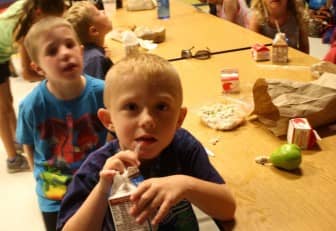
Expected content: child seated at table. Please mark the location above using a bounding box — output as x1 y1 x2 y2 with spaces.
249 0 310 53
199 0 250 27
64 1 113 80
57 53 236 231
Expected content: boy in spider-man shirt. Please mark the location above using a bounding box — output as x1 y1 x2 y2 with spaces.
16 17 107 230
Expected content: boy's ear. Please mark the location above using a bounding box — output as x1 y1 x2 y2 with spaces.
176 107 187 129
88 25 99 37
97 108 114 130
30 62 45 76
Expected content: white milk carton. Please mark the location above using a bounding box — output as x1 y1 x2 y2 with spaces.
287 118 320 149
108 167 154 231
272 33 288 64
220 68 239 93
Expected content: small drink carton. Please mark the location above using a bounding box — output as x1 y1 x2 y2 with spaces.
220 68 239 93
108 167 154 231
251 43 270 61
287 118 320 149
272 33 288 64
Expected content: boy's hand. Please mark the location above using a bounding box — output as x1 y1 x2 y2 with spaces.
98 150 140 194
129 175 188 225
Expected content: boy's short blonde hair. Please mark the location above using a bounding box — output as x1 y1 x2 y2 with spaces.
64 1 95 45
24 16 79 64
104 53 183 109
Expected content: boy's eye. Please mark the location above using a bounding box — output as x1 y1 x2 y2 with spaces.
46 46 58 56
156 103 169 111
65 40 76 49
124 103 138 111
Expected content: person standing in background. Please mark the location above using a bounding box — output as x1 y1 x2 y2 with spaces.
0 0 66 173
17 16 107 231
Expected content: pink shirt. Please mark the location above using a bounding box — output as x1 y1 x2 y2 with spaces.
216 0 250 27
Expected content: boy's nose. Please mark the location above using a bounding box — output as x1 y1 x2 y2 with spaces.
59 45 71 58
139 109 155 129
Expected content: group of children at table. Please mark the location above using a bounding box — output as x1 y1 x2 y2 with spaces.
201 0 336 61
0 0 335 230
0 1 236 231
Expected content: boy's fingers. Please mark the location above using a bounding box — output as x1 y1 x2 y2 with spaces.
116 150 140 167
100 169 117 178
103 158 126 173
130 181 151 201
152 201 170 225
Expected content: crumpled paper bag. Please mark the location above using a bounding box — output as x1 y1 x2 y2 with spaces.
252 73 336 136
311 61 336 78
127 0 156 11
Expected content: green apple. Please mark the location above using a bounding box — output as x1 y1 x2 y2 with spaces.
269 144 302 170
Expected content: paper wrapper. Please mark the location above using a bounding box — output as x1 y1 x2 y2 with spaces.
252 73 336 136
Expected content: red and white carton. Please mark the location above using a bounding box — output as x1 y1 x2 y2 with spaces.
251 43 270 61
220 68 239 93
287 118 321 149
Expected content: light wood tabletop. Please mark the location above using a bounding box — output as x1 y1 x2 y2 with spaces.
107 0 272 61
172 48 336 231
104 1 336 230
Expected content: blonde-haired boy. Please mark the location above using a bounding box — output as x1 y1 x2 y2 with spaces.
58 53 236 231
17 16 107 229
64 1 113 80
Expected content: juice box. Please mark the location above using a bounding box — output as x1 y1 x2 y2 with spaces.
287 118 320 149
220 68 239 93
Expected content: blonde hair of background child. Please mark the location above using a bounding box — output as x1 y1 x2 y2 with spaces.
13 0 66 43
250 0 309 29
24 16 79 64
64 1 96 45
104 53 183 109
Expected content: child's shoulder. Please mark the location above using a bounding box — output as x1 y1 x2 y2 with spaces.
20 80 46 104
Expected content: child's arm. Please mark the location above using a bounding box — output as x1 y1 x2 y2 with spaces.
248 12 260 32
129 175 236 225
62 150 140 231
299 26 310 54
18 44 45 82
223 0 239 22
23 144 34 170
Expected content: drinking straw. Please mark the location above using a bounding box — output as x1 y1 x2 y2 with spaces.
275 20 281 33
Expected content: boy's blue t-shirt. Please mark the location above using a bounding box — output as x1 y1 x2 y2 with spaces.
57 128 225 231
16 75 107 212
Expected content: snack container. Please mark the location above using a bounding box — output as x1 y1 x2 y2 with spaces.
220 68 239 93
272 33 288 64
251 44 270 61
287 118 320 149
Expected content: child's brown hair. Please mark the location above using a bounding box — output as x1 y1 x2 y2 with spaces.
13 0 66 43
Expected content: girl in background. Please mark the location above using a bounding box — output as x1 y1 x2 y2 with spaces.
249 0 310 53
0 2 65 173
198 0 250 27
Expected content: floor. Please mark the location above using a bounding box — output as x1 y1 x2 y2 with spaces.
0 23 329 231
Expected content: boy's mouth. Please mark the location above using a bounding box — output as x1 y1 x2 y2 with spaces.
63 63 77 72
135 136 158 146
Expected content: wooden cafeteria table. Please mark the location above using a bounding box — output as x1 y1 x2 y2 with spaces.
172 47 336 231
107 0 272 61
